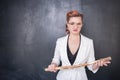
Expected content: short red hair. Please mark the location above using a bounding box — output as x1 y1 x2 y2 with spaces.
66 10 83 34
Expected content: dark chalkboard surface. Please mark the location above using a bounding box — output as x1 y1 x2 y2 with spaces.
0 0 119 80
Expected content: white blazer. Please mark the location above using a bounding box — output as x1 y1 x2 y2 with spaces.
52 34 98 80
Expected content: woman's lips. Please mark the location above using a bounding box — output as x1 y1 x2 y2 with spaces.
73 29 78 31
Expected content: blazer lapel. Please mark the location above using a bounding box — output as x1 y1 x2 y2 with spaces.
61 35 71 65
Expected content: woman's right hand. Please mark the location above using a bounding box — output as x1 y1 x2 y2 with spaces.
47 63 58 72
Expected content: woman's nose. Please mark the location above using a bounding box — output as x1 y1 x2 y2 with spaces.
73 24 78 28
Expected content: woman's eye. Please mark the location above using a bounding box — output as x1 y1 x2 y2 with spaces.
77 23 81 25
69 22 82 25
69 23 74 25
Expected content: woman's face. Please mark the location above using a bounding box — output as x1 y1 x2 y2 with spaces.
67 17 83 35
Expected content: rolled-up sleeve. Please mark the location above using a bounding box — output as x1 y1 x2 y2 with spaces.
87 40 99 73
51 39 61 66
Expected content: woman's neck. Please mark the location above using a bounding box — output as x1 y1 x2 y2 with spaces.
69 34 80 40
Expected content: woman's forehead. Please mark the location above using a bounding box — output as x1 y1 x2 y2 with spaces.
69 17 82 22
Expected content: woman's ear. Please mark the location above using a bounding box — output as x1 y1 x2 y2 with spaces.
66 21 69 27
66 24 69 34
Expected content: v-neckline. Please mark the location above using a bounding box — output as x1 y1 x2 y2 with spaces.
67 35 80 55
66 34 82 65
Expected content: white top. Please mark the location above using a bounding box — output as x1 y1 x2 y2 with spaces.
52 34 98 80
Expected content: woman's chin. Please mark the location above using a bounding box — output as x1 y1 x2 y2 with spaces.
71 32 80 35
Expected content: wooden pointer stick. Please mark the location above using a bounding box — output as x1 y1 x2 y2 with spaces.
45 56 112 71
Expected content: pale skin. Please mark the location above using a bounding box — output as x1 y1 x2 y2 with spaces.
47 17 111 72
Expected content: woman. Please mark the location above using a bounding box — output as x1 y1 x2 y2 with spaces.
47 10 110 80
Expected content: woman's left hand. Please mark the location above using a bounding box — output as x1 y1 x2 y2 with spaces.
92 59 111 70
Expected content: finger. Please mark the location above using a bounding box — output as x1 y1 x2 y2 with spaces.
106 61 111 64
48 65 55 71
53 69 57 72
103 63 108 66
104 61 111 65
101 60 104 66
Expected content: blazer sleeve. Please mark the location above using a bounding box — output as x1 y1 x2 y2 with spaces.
51 39 61 66
87 40 99 73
